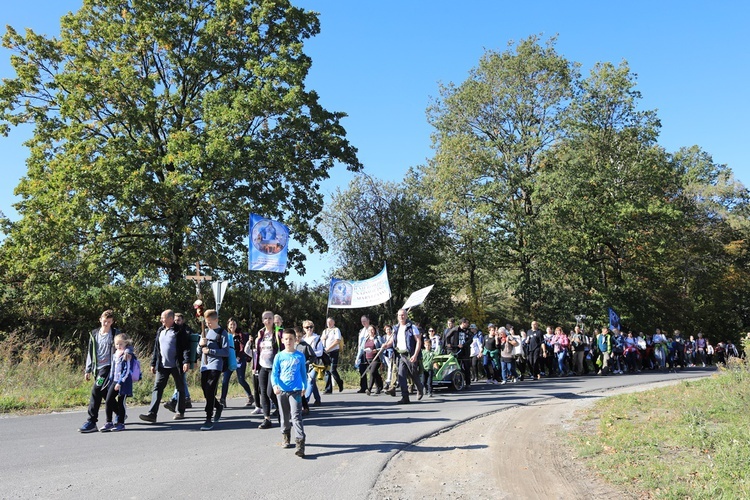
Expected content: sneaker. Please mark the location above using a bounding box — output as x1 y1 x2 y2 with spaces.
250 407 263 415
200 421 214 431
214 404 223 423
100 422 115 432
500 380 507 385
172 413 185 420
356 389 366 394
417 390 424 401
313 400 322 407
79 421 98 433
184 398 193 409
512 378 518 383
395 398 411 405
139 413 157 423
163 400 176 413
488 379 497 385
258 419 272 429
245 399 254 407
112 423 125 432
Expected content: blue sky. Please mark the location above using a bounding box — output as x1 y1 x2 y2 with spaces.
1 1 748 286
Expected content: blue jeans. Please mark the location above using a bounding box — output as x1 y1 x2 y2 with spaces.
220 357 253 401
500 359 517 381
557 351 567 375
305 368 321 403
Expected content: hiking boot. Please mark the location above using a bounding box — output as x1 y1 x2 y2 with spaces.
214 403 223 423
282 430 292 448
163 400 176 413
139 413 157 423
172 413 185 420
79 420 98 433
112 423 125 432
295 438 306 458
100 422 115 432
258 419 272 429
200 420 213 431
184 398 193 409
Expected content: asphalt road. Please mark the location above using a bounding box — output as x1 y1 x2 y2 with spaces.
0 368 715 499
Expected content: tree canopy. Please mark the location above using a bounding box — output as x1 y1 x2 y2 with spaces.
0 0 360 330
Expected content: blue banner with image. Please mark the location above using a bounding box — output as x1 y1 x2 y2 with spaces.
248 213 289 273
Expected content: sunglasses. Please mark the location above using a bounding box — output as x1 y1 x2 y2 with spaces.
304 326 313 329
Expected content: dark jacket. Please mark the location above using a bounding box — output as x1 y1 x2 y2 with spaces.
445 326 472 358
150 323 191 371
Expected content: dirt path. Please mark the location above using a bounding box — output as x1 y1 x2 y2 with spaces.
370 382 680 499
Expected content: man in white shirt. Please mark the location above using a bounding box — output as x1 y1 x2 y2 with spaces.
381 309 423 404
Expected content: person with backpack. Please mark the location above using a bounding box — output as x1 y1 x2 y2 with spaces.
101 333 137 432
380 309 424 404
79 310 119 433
596 326 613 375
255 310 282 429
139 309 191 424
196 309 229 430
301 320 323 407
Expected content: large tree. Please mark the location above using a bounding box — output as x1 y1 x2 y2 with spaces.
321 173 450 324
535 61 679 326
420 35 577 315
0 0 360 324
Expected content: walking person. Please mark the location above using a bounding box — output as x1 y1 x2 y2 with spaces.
139 309 190 423
101 333 135 432
219 318 253 408
197 309 229 430
526 321 546 380
165 312 194 411
361 324 384 395
381 309 424 404
302 320 323 406
272 329 308 458
445 318 473 388
321 317 344 393
355 315 373 393
79 310 119 433
255 310 282 429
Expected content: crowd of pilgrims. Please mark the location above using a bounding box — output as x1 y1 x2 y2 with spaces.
399 319 736 387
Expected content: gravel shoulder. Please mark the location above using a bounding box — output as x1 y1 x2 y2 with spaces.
371 381 683 500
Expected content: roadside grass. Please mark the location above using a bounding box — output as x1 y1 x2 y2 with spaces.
568 357 750 499
0 331 360 414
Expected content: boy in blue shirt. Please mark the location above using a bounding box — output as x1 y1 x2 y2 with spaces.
272 328 308 457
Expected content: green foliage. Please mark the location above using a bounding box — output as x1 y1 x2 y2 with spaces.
420 35 578 317
413 35 749 335
321 173 453 325
0 0 360 336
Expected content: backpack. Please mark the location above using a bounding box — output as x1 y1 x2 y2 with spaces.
131 356 142 382
225 331 238 371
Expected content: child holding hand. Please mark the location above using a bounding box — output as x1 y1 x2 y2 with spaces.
102 333 135 432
